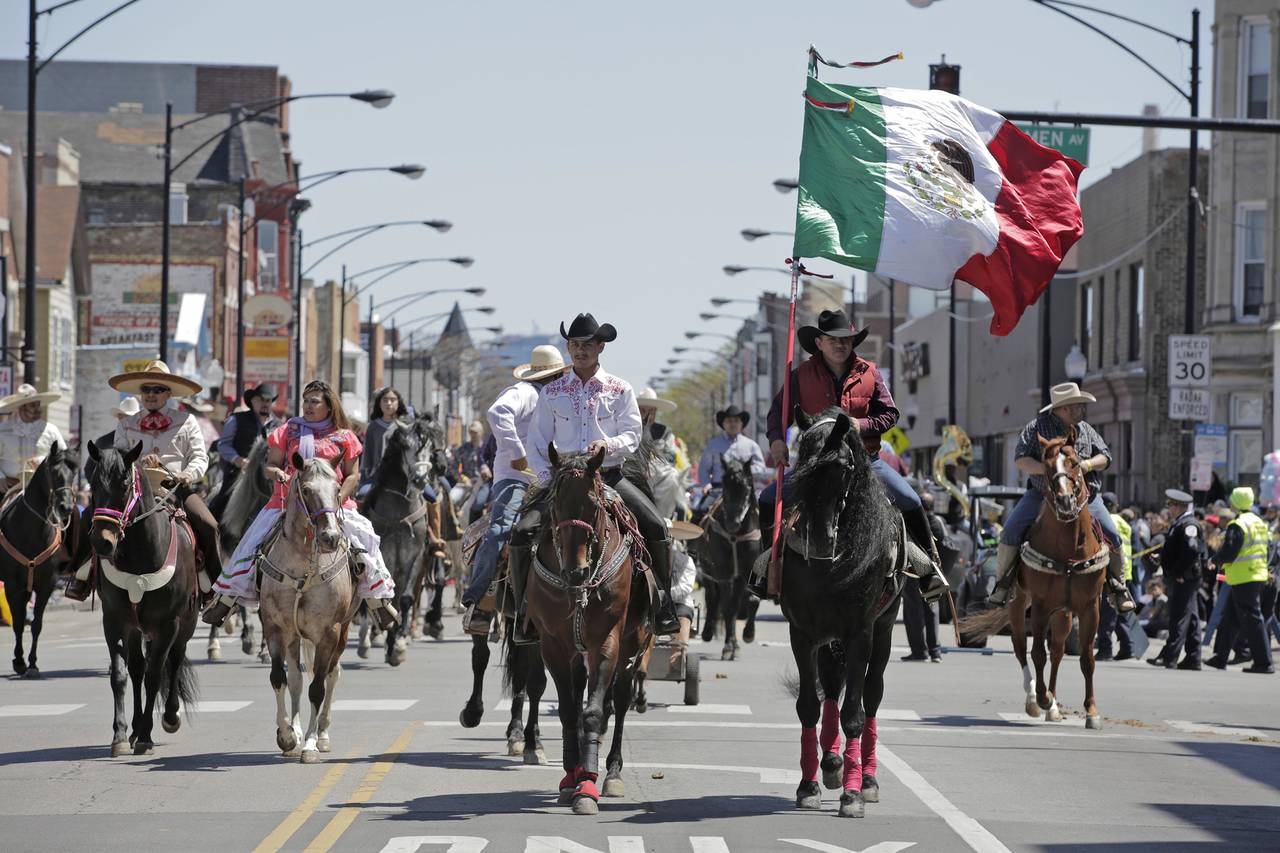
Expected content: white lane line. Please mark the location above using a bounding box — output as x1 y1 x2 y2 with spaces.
626 761 793 783
329 699 417 711
413 720 1130 739
878 709 921 721
781 842 915 853
997 712 1085 728
187 700 252 713
495 699 558 713
1166 719 1264 738
690 839 733 853
666 703 751 715
0 704 85 717
878 744 1010 853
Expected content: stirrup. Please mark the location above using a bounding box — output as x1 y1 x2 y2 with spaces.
512 611 539 646
919 569 949 604
202 595 236 626
63 576 92 602
368 599 400 630
987 579 1014 607
462 603 493 637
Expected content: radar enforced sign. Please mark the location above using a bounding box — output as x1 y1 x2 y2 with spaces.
1168 335 1211 421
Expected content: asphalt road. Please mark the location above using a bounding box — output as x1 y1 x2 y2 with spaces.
1 590 1277 853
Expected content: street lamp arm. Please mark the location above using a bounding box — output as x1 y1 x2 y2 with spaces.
302 221 445 276
1038 0 1188 45
1031 0 1188 100
347 257 473 302
377 288 477 319
295 165 422 194
304 220 446 249
169 103 285 175
36 0 143 72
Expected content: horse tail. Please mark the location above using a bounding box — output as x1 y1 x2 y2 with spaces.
958 605 1012 642
161 645 199 710
302 638 316 674
500 625 517 697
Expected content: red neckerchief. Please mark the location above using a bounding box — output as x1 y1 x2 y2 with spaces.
138 410 173 433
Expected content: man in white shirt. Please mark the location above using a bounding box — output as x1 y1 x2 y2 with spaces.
509 313 680 642
696 404 766 515
460 344 569 633
0 384 66 490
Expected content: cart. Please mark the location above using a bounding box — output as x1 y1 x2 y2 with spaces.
641 606 702 706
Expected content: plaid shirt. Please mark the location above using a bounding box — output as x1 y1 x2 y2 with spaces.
1014 412 1110 498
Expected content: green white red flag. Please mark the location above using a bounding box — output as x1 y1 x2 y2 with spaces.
792 74 1085 335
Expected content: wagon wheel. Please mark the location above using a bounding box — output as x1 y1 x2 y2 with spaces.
682 654 700 706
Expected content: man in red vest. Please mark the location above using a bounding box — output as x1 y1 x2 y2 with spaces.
754 309 947 601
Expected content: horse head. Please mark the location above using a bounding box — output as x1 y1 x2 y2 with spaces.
791 408 864 561
381 420 422 485
1039 432 1085 522
86 440 144 560
290 452 344 552
547 442 606 581
719 455 754 528
33 441 79 528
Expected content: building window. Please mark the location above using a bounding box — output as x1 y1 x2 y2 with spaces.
168 183 188 225
1080 281 1092 358
1128 262 1144 362
1242 19 1271 119
60 317 73 385
1095 277 1105 367
257 221 279 292
341 353 357 394
1236 204 1267 319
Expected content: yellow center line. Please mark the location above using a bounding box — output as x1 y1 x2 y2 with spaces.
252 749 359 853
302 721 419 853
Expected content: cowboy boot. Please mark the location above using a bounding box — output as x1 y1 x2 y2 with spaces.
904 507 949 603
987 543 1022 606
647 537 680 636
1106 550 1136 614
425 501 448 558
508 543 538 645
202 594 237 627
367 597 401 631
63 560 94 602
747 509 775 599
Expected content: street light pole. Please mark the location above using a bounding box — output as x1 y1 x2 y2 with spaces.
23 0 37 383
236 177 246 399
160 102 174 360
1185 8 1200 335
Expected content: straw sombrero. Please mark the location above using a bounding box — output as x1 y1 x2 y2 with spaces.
667 519 704 541
108 360 203 396
1039 382 1097 414
0 383 60 415
636 386 677 414
513 345 569 381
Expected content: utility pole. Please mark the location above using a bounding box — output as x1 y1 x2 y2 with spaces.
23 0 38 384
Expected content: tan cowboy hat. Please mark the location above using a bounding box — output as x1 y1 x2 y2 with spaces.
179 396 214 414
0 383 60 414
112 396 141 418
108 360 203 396
637 386 677 413
667 518 704 541
513 345 569 381
1039 382 1097 414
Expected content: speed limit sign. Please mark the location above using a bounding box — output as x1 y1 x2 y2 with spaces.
1169 335 1211 388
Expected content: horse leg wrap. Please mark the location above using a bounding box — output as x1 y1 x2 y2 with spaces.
820 699 842 754
842 731 863 792
558 771 576 793
800 727 819 782
860 717 878 778
574 766 600 801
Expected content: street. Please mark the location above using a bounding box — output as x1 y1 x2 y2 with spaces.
1 591 1276 853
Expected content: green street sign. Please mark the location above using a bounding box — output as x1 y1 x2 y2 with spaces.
1016 124 1090 166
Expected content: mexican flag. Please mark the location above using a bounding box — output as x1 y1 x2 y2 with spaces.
792 76 1084 335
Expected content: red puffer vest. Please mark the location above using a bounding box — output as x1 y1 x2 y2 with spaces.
795 356 881 454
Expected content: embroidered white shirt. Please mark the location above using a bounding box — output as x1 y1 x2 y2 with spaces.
486 381 542 483
527 367 640 482
114 409 209 480
0 420 65 479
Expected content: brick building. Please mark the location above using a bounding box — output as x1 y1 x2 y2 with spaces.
1075 147 1209 504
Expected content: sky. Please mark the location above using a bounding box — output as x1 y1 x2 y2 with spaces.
3 0 1211 390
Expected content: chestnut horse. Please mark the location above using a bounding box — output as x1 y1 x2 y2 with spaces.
526 445 652 815
961 432 1108 729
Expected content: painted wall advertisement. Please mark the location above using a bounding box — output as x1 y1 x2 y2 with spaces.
89 262 214 346
244 294 291 385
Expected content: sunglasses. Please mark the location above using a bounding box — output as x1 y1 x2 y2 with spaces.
140 385 171 395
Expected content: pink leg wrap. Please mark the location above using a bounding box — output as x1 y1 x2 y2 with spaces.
861 717 878 777
820 699 842 754
841 731 863 791
800 726 819 781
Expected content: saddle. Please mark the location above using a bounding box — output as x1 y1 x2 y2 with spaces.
252 515 361 593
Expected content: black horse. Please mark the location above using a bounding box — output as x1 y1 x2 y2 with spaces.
695 455 760 661
0 444 86 677
364 421 429 666
461 625 549 765
780 408 904 818
416 415 453 640
206 436 272 661
86 441 199 756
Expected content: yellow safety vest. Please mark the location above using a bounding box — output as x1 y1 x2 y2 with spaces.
1110 513 1133 582
1225 512 1271 586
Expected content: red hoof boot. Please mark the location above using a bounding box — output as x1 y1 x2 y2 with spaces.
572 777 600 815
558 772 576 804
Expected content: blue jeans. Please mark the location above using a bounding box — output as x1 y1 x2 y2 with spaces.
758 457 921 515
1203 581 1230 648
462 478 527 606
999 489 1120 549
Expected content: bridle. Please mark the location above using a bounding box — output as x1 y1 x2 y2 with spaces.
797 418 853 563
92 465 171 539
1046 449 1086 522
551 473 606 582
286 467 344 545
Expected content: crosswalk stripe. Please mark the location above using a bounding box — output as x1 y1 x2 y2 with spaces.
0 704 85 717
1165 719 1263 738
188 701 253 713
329 700 417 711
878 709 922 721
667 703 751 715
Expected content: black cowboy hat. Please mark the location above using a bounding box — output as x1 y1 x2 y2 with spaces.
797 309 869 356
716 405 751 429
560 313 617 343
244 383 279 405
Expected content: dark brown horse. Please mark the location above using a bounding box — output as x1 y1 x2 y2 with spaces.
695 455 760 661
0 444 86 677
87 441 200 756
961 433 1107 729
526 445 652 815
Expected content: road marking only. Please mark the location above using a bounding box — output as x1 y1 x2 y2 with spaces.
304 721 418 852
330 699 418 711
878 745 1009 853
1165 719 1263 738
0 704 84 716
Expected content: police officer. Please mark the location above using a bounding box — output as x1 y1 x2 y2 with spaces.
1206 487 1275 674
1147 489 1205 670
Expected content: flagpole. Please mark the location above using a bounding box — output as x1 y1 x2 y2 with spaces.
768 258 802 594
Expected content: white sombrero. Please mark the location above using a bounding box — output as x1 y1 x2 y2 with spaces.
179 396 214 414
108 360 204 396
1039 382 1097 414
636 386 677 413
513 345 569 381
0 383 60 414
112 396 141 418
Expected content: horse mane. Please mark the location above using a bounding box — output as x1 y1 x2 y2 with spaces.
621 432 657 505
221 437 271 542
375 420 417 485
790 407 896 591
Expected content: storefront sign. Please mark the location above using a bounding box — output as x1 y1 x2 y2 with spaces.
1193 423 1229 465
89 262 214 348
